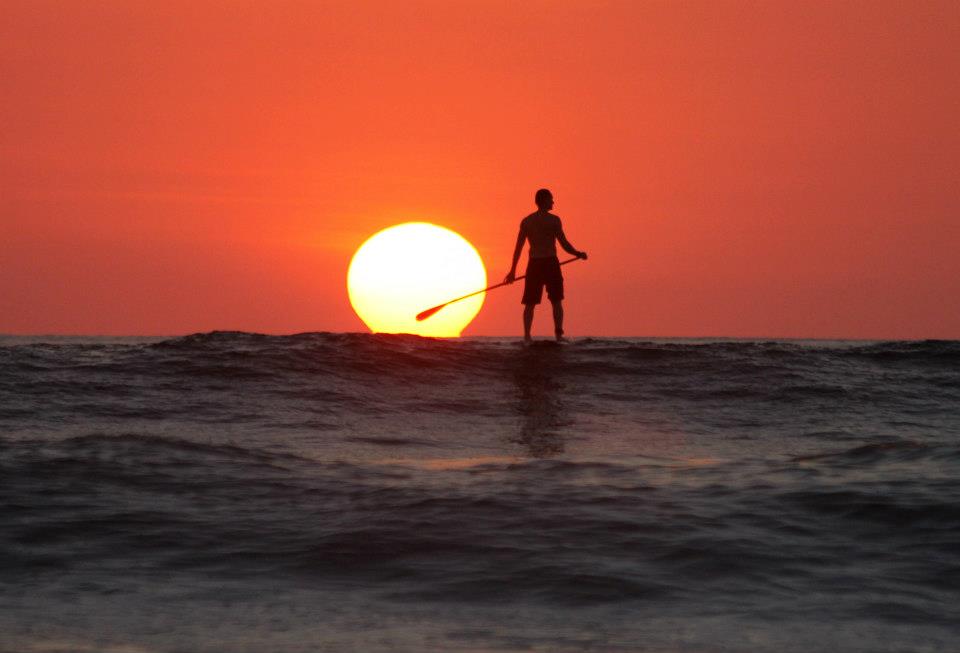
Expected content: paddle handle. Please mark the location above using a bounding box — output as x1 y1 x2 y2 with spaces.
442 256 582 307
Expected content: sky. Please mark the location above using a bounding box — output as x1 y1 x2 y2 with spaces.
2 0 958 338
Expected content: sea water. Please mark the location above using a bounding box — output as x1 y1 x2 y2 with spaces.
1 333 958 652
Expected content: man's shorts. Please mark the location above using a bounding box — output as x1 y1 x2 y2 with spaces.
522 256 564 305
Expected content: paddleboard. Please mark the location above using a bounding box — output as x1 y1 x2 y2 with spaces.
521 339 570 348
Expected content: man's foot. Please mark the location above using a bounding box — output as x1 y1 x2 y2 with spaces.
524 334 533 345
555 329 565 343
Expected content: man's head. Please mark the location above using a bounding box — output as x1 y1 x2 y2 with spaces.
535 188 553 211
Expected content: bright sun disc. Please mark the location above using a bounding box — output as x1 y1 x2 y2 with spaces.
347 222 486 337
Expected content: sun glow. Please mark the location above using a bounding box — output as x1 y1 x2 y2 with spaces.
347 222 486 337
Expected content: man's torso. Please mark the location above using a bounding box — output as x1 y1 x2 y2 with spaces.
521 212 561 259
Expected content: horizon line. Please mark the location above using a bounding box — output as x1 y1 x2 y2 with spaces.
0 330 954 343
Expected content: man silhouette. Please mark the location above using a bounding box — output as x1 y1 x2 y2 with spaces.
505 189 587 343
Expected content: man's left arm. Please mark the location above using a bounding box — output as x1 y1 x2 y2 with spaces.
505 226 526 283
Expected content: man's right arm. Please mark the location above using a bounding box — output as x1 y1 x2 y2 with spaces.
557 219 587 259
505 225 526 283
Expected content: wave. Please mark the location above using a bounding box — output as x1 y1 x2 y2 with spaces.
4 331 960 652
3 430 959 614
1 333 957 438
3 331 958 381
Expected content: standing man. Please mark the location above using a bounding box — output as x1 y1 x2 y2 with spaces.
505 189 587 343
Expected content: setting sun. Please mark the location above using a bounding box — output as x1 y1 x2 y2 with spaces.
347 223 486 337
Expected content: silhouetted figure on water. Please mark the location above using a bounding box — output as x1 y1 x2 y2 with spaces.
505 189 587 343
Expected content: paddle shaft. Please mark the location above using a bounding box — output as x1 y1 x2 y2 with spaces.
418 256 581 320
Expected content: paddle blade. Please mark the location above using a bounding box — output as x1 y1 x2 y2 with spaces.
416 304 445 321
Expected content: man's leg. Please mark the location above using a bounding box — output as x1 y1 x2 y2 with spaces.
523 304 535 343
551 299 564 341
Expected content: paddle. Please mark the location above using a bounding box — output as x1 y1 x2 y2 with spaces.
416 256 583 321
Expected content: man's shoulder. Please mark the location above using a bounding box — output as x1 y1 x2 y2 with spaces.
521 211 561 222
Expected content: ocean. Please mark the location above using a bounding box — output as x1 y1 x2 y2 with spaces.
1 332 958 652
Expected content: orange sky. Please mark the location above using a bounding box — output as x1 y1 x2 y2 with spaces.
2 0 958 338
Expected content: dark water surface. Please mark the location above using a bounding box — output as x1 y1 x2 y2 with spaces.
2 333 959 652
